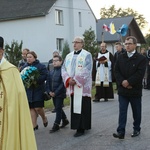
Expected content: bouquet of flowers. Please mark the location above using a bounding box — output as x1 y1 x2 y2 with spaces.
21 66 40 88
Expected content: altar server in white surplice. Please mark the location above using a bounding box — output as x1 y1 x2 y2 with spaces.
61 36 93 137
92 42 114 102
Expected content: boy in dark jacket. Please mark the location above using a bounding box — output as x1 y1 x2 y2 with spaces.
46 55 69 133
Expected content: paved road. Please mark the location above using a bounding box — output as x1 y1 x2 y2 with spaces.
35 89 150 150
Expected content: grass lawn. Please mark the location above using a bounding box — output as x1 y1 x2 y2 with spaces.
44 97 70 110
44 83 117 111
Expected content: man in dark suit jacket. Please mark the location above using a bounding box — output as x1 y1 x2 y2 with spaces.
114 42 125 90
114 42 125 65
145 47 150 89
113 36 147 139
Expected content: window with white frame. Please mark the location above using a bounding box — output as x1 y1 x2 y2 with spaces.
56 38 64 53
55 9 63 25
78 12 82 27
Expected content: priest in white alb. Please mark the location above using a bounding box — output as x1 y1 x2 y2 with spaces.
61 36 93 137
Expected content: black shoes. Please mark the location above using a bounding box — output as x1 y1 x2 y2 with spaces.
43 117 48 127
131 130 140 137
60 119 69 128
113 132 125 139
51 109 56 113
50 119 69 133
49 123 60 133
74 129 85 137
34 125 38 131
113 130 140 139
93 99 100 102
74 132 84 137
93 99 108 102
104 98 108 102
144 86 150 90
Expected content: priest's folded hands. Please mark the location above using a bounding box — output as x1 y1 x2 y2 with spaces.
69 78 76 86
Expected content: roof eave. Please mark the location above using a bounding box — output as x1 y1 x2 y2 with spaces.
0 13 46 22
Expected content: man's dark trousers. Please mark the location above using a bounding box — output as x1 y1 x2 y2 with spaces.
117 95 141 134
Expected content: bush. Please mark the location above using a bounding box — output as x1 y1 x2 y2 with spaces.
62 41 70 60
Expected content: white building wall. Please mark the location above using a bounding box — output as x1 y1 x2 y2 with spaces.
54 0 96 52
107 44 115 54
0 0 96 62
0 17 55 62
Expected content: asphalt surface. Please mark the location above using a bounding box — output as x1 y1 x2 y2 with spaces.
35 89 150 150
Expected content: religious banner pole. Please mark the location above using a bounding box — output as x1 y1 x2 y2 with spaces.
101 31 104 43
120 34 123 47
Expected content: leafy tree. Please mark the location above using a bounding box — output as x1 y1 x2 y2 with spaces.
62 40 70 60
5 40 23 66
142 33 150 49
100 5 147 29
82 27 99 57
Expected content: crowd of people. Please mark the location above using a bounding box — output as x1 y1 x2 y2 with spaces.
0 35 149 149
